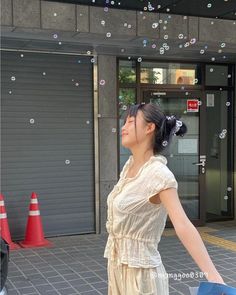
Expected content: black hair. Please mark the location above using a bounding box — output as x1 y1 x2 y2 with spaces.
123 102 188 154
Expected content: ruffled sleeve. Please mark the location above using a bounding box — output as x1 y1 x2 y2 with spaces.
147 165 178 203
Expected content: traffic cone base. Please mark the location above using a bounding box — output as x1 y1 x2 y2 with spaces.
19 239 52 248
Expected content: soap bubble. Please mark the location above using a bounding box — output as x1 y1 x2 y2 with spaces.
65 160 70 165
164 35 168 39
200 49 205 54
162 140 168 147
11 76 16 81
75 82 79 87
194 78 198 84
87 51 91 55
178 34 184 39
106 32 111 38
227 187 232 191
211 57 216 61
30 119 35 124
122 105 127 110
221 43 226 48
226 101 230 106
101 20 105 26
112 128 116 133
53 33 58 39
42 72 46 76
137 57 142 62
209 68 214 72
86 120 90 124
20 54 24 58
91 58 95 63
152 23 159 29
190 38 196 44
99 79 106 86
151 44 157 49
224 195 228 200
53 12 57 16
207 3 212 8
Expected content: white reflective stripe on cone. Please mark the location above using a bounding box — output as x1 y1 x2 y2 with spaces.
0 213 7 218
30 199 38 204
29 210 40 216
0 201 4 206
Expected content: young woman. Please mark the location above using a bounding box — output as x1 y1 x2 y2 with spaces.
104 102 225 294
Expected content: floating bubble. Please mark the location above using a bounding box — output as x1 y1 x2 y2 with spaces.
101 20 105 26
11 76 16 81
198 100 202 105
86 120 90 124
162 140 168 147
185 92 189 95
183 16 188 20
127 24 132 28
200 49 205 54
137 57 142 62
211 57 216 61
178 34 184 39
163 26 167 30
104 7 108 12
106 32 111 38
75 82 79 87
111 0 115 4
181 86 185 90
58 41 62 45
164 20 168 24
122 105 127 110
210 21 214 25
218 49 222 53
179 44 183 48
170 154 174 158
207 3 212 8
194 78 198 84
65 160 70 165
143 39 148 46
20 54 24 58
227 187 232 191
164 35 168 40
121 48 125 53
166 8 170 12
128 56 131 60
190 38 196 44
42 72 46 76
152 23 159 29
157 5 161 9
209 68 214 72
123 22 127 27
53 33 58 39
222 129 227 133
219 133 226 139
112 128 116 133
159 19 163 24
91 58 95 63
53 12 57 16
165 46 170 50
221 43 226 48
224 195 228 200
223 56 226 59
9 90 12 94
151 44 156 49
184 42 190 47
227 74 231 78
30 119 35 124
99 79 106 86
226 101 230 106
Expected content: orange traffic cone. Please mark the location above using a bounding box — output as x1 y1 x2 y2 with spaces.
0 194 20 250
19 192 52 248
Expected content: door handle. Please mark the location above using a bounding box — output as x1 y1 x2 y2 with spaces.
192 162 205 166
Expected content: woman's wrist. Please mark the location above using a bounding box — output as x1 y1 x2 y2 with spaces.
206 273 226 285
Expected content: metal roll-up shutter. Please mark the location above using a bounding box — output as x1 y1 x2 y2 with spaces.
1 50 95 239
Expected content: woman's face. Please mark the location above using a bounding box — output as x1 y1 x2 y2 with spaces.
121 111 153 149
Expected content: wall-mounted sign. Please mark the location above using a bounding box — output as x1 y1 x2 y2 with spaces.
187 99 199 112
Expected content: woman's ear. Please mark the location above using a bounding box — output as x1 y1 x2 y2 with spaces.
146 122 156 135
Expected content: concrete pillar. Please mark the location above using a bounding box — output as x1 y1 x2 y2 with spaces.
98 55 118 233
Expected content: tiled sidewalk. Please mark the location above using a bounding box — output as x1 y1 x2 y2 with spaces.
6 221 236 295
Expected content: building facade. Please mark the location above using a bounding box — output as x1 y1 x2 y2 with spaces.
1 0 236 239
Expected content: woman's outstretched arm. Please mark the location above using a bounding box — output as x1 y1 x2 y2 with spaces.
158 187 225 284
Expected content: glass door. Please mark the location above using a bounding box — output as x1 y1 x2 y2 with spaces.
142 90 205 226
205 90 234 221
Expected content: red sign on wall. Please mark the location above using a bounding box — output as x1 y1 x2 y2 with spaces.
187 99 199 112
